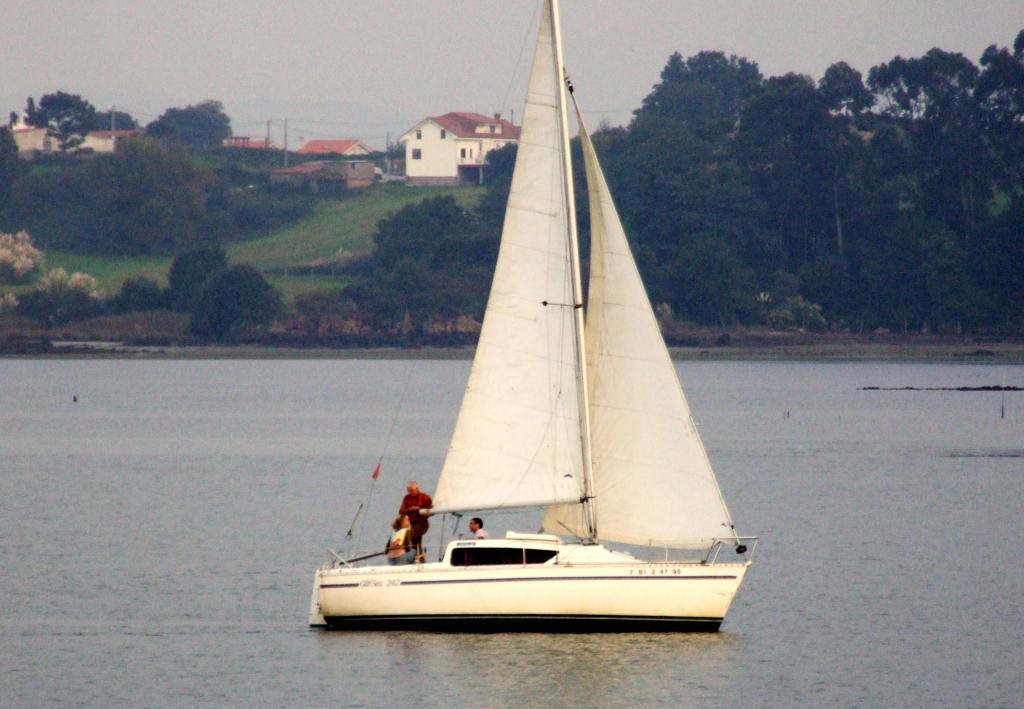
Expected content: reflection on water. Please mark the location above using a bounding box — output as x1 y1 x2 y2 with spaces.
1 359 1022 707
311 631 743 708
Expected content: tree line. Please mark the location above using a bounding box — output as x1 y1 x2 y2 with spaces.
334 32 1024 336
0 96 322 255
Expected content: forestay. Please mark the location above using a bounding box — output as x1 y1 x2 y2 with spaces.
431 3 584 514
542 108 737 549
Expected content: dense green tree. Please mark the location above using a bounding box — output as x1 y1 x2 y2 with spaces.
146 101 232 149
635 51 762 144
869 50 987 241
343 195 496 329
189 264 283 339
820 61 873 119
975 31 1024 204
0 127 19 222
737 74 838 269
113 277 166 312
13 137 215 254
168 246 228 311
25 91 96 151
91 109 138 131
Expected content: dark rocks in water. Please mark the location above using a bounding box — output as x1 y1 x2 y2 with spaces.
953 349 997 358
860 385 1022 391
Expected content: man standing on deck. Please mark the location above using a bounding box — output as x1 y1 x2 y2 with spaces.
399 480 432 555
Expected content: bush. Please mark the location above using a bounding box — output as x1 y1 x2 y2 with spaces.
113 277 166 312
167 247 227 311
14 267 106 325
0 230 44 284
768 295 827 332
189 264 283 340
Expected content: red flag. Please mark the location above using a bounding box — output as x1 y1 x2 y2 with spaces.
371 462 381 480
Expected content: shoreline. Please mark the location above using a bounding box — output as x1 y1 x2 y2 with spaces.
4 338 1024 362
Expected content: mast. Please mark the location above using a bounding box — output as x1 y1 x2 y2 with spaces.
549 0 597 540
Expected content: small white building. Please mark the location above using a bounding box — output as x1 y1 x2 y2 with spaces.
79 130 136 153
9 115 134 157
399 112 520 185
10 117 52 156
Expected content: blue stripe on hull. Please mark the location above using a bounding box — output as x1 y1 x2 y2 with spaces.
319 614 723 633
320 574 737 590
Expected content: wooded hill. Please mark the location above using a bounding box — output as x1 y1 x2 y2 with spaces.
2 31 1023 343
349 34 1024 337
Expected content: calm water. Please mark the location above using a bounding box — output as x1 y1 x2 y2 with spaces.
1 358 1022 707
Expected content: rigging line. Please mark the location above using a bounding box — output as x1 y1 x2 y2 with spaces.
352 359 419 551
498 1 541 118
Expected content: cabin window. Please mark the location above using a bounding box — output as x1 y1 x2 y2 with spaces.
412 149 422 160
450 547 557 566
416 130 422 140
440 129 446 139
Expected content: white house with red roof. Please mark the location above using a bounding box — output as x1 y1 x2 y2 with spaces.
399 112 520 185
297 138 371 156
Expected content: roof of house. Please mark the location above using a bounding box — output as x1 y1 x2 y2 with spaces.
298 139 367 155
427 112 521 140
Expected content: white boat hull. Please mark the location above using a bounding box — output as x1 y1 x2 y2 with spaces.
311 559 748 632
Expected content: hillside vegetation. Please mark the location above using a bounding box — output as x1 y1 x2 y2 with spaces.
21 185 482 303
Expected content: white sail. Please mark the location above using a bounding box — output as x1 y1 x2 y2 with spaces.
431 2 584 514
542 108 737 548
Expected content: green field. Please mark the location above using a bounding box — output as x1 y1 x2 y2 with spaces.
21 184 483 304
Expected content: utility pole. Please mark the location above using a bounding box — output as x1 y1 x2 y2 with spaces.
265 119 271 148
283 118 289 167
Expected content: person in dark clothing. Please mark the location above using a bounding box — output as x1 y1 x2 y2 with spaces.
399 480 433 556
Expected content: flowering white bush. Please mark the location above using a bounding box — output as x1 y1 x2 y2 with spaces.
0 292 18 313
38 268 105 299
0 231 44 284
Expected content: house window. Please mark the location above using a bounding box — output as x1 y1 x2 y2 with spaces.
416 130 422 140
440 129 446 139
490 125 496 133
460 148 466 158
412 148 422 160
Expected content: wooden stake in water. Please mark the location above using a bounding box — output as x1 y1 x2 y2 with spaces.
1001 370 1006 420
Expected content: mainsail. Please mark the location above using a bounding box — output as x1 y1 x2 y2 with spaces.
431 2 584 513
434 0 737 549
541 107 737 548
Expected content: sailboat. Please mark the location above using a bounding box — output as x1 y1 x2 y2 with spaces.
309 0 755 632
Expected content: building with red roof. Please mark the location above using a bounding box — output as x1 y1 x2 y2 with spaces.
269 160 376 192
297 139 371 156
399 112 520 185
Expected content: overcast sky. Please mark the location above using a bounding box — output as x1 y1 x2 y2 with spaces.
5 0 1023 149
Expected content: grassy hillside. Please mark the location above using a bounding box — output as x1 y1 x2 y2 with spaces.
29 184 483 303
